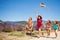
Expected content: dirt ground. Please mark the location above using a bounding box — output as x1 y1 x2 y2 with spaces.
0 31 60 40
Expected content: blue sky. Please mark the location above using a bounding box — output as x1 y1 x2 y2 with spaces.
0 0 60 21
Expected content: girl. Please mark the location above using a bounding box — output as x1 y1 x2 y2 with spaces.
53 20 58 37
26 17 33 35
58 23 60 31
46 20 52 37
36 15 43 37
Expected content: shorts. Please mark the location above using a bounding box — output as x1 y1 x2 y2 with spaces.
37 26 42 31
38 26 42 29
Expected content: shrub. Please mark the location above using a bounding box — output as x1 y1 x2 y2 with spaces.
2 26 12 32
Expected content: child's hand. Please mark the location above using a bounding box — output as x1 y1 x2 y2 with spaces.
35 11 38 18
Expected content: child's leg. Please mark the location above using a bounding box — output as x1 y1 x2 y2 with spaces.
47 29 50 36
39 28 42 36
28 28 32 35
41 28 44 36
48 29 50 36
54 30 57 37
42 31 44 36
30 28 32 35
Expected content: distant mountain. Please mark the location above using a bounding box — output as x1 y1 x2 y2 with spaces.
5 21 27 24
1 20 60 25
14 21 27 24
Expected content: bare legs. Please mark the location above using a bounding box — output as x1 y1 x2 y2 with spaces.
54 30 57 37
47 29 50 36
38 28 43 37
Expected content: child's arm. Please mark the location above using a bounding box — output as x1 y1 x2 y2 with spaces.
32 22 33 27
51 24 53 28
35 11 38 18
45 23 47 27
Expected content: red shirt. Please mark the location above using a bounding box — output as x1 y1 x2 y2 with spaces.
37 19 42 28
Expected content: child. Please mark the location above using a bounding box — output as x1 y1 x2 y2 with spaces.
46 20 52 37
53 20 58 37
25 17 33 35
58 23 60 31
36 15 43 37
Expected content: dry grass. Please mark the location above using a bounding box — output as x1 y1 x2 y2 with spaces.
8 33 25 37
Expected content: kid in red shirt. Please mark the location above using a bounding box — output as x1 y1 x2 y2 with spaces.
37 18 42 29
37 15 43 37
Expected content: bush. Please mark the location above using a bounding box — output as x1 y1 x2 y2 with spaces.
2 26 12 32
0 26 4 32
